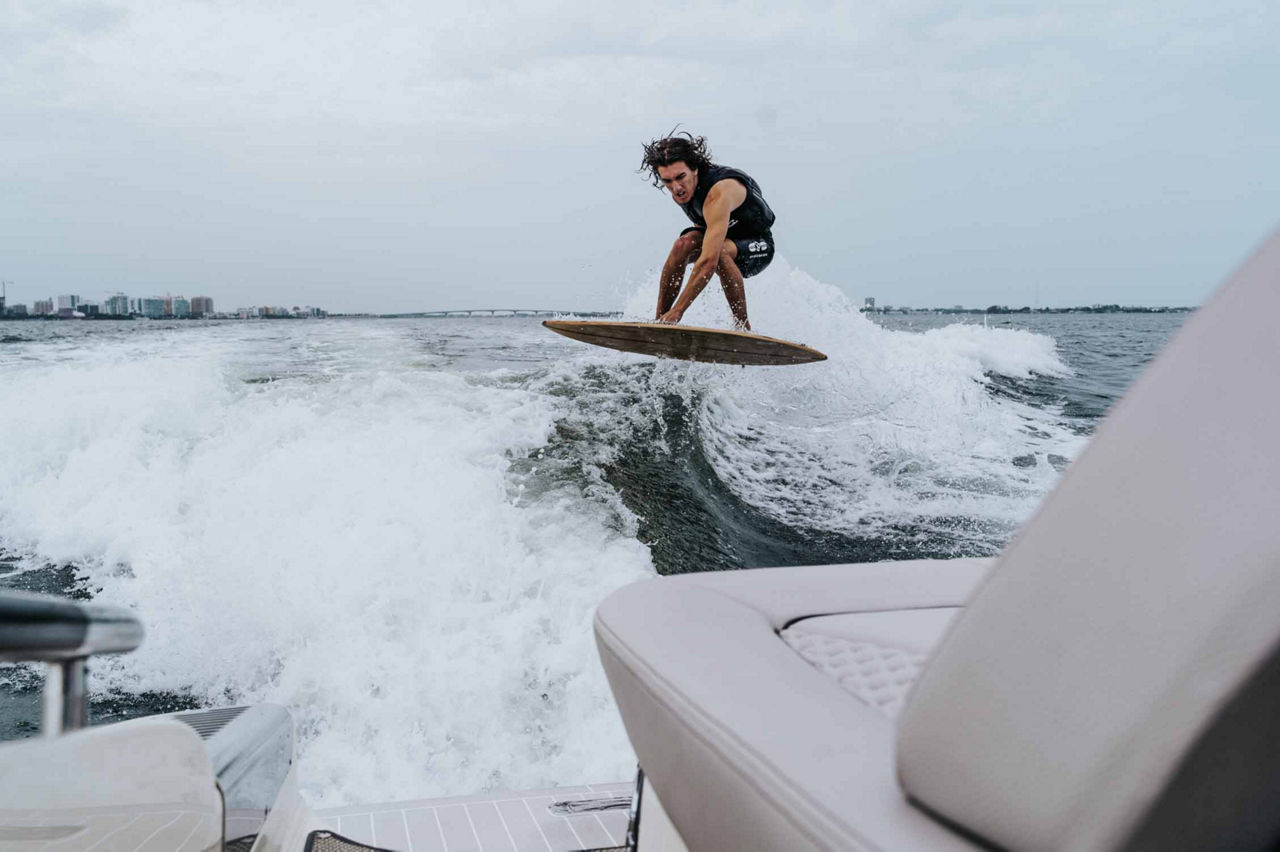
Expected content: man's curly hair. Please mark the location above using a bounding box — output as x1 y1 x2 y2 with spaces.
639 131 713 188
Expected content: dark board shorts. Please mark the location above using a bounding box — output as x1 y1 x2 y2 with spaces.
680 226 775 279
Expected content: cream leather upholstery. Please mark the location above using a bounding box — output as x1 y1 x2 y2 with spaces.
596 559 991 851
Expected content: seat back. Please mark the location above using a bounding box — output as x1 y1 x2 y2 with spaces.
897 229 1280 851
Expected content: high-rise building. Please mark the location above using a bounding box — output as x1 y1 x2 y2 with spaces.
161 295 173 317
173 297 191 318
190 296 213 317
104 293 130 316
7 304 26 317
57 294 80 310
34 299 54 316
141 298 165 319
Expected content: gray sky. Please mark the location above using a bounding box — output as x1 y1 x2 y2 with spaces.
3 0 1277 313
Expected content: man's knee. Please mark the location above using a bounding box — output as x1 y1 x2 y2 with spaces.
670 231 701 261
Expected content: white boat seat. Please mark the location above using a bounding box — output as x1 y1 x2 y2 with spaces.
0 718 224 850
599 227 1280 851
595 559 992 851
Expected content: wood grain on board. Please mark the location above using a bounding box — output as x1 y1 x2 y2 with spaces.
543 320 827 366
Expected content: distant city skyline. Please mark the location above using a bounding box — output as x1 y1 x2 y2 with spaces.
1 288 219 318
0 284 327 320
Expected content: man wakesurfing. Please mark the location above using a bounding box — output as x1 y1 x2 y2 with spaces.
639 132 776 331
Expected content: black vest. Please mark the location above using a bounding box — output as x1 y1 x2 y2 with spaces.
679 165 776 238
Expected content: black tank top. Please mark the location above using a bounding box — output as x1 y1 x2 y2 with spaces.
679 164 776 238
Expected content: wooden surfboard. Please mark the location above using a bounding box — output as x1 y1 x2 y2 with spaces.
542 320 827 366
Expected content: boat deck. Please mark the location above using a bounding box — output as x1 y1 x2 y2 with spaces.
315 782 632 852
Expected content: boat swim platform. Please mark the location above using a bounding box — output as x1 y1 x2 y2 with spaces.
314 781 632 851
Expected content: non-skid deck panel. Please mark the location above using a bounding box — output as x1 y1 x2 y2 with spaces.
174 705 247 739
0 806 219 851
316 783 633 852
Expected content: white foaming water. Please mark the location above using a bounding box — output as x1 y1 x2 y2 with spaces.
0 322 652 806
621 257 1085 548
1 263 1083 808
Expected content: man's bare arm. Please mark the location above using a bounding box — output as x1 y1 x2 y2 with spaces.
660 179 747 322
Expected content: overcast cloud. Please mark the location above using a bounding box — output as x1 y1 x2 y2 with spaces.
2 0 1277 312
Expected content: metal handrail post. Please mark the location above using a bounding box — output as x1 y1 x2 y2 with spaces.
42 658 89 735
43 662 63 737
61 658 88 731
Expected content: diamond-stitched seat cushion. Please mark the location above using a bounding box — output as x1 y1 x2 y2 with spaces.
783 632 925 719
782 609 958 719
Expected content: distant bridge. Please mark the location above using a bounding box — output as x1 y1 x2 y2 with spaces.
379 309 623 319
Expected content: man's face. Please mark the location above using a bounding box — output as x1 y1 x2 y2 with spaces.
657 162 698 205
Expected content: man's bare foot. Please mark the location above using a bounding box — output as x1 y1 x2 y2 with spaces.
734 319 752 332
657 309 684 324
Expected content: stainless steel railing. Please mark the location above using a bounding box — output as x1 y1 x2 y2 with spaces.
0 590 144 734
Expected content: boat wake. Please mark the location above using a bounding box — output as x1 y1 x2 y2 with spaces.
0 258 1084 806
532 257 1083 573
